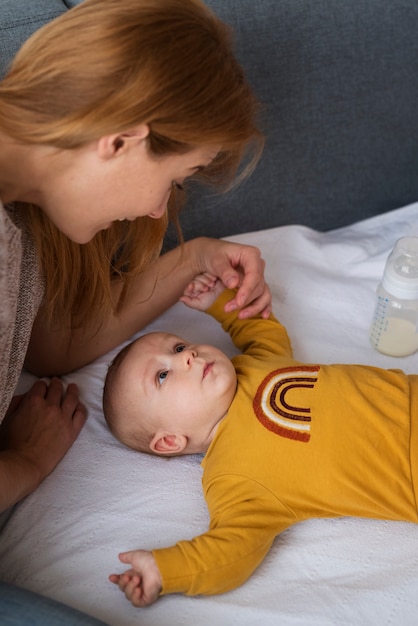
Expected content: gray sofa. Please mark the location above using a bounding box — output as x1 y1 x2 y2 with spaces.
2 0 418 248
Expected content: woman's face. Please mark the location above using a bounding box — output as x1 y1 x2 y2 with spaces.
38 136 219 244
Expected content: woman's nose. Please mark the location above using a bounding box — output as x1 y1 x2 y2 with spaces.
148 204 167 220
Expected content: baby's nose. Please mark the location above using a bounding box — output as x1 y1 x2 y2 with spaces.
184 347 197 365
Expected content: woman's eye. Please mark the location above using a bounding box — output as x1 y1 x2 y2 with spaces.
175 344 186 353
157 370 168 385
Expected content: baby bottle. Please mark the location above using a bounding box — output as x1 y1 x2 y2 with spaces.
370 236 418 357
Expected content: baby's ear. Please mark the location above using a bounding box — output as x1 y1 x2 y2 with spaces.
150 433 187 455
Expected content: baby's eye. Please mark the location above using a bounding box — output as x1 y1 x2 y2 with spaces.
174 344 187 353
157 370 169 385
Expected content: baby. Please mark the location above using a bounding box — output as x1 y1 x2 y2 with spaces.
104 275 418 608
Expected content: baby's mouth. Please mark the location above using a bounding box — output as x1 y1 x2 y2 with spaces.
203 363 213 379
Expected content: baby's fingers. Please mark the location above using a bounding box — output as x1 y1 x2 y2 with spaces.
122 573 142 600
116 572 147 607
109 569 136 590
109 574 121 585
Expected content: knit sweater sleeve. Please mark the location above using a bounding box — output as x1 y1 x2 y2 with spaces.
152 475 295 597
0 203 44 421
206 289 293 359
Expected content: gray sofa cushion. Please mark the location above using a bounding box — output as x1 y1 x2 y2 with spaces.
164 0 418 246
1 0 417 243
0 0 67 75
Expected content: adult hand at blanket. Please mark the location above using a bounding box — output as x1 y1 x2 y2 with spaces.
109 550 162 607
0 378 86 512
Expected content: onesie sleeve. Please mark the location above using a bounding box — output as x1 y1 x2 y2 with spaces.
206 289 293 359
152 475 296 597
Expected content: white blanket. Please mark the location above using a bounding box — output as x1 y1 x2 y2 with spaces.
1 204 418 625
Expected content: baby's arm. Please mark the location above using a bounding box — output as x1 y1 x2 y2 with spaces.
180 272 225 311
109 550 162 608
109 478 293 603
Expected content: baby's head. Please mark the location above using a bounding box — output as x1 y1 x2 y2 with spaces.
103 331 237 456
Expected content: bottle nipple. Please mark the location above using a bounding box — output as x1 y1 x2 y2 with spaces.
382 236 418 299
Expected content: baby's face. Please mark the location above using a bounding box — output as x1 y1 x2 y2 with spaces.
118 332 237 446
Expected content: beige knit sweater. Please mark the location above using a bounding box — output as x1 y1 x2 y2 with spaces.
0 203 44 422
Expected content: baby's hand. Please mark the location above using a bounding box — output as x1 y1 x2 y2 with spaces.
109 550 162 608
180 273 225 311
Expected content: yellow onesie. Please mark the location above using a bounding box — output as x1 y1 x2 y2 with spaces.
153 290 418 597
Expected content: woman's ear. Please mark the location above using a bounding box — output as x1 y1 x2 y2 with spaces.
150 433 188 456
97 125 150 159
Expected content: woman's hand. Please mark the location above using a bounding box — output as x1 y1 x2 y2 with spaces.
0 378 87 511
189 237 272 319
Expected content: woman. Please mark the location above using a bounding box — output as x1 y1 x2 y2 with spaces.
0 1 271 621
0 0 270 621
0 0 270 516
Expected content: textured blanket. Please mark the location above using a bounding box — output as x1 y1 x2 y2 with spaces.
1 203 418 625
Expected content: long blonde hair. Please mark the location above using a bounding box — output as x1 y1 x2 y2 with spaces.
0 0 263 329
